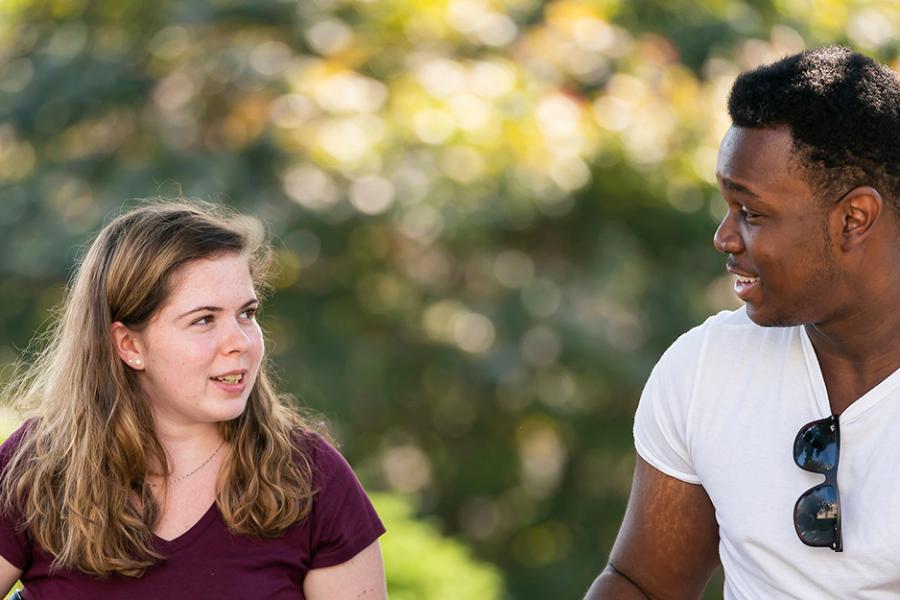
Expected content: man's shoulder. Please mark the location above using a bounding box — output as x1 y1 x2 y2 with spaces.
670 306 756 349
692 305 798 339
701 305 756 329
663 306 795 367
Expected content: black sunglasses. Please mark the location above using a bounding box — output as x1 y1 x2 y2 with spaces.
793 414 842 552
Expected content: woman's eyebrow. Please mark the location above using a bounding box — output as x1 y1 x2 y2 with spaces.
177 298 259 319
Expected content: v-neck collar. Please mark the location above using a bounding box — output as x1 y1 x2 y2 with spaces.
152 501 219 553
799 325 900 423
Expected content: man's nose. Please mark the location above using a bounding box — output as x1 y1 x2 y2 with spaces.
713 213 743 255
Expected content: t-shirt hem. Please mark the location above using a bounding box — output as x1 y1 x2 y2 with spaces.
308 524 386 570
634 440 701 485
0 543 26 571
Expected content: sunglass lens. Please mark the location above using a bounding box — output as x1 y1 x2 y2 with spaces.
793 417 838 473
794 484 839 548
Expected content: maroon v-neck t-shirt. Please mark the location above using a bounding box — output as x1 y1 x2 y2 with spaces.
0 424 385 599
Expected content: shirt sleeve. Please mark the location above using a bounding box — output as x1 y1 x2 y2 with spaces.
633 322 708 485
0 422 34 570
306 434 385 570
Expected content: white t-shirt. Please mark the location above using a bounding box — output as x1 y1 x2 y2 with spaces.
634 306 900 599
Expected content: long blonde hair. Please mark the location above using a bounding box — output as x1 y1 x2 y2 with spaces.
1 201 318 577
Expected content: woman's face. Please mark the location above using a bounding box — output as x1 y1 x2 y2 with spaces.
131 253 264 430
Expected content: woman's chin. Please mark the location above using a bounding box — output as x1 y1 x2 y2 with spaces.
200 397 249 424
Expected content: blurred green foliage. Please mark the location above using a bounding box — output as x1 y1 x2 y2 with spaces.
0 0 897 598
374 493 503 599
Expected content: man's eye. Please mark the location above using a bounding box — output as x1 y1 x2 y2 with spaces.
740 207 761 220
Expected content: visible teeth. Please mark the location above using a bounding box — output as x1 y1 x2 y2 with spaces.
736 276 758 284
214 374 242 384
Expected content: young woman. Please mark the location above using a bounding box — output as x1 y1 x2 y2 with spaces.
0 202 386 599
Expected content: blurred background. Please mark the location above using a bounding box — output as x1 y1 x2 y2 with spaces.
0 0 897 598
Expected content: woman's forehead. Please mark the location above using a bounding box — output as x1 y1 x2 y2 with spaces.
164 255 256 306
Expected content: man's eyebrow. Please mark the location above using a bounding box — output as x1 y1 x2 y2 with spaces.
177 298 259 319
718 176 760 199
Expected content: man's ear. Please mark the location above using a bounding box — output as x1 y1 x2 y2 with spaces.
837 186 883 252
110 322 145 370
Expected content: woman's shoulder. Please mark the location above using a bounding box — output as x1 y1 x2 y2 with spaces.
290 428 360 488
0 419 38 466
288 427 385 564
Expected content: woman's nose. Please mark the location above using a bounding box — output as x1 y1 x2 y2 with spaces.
222 320 252 354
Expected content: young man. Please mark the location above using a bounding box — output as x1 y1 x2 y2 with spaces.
585 47 900 599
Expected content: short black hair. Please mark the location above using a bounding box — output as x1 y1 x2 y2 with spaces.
728 46 900 213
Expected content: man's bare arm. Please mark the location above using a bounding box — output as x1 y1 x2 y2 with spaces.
584 455 720 600
585 563 652 599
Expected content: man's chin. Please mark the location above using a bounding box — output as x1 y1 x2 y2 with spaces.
745 305 799 328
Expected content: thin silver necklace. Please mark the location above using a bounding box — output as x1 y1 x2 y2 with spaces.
148 440 226 487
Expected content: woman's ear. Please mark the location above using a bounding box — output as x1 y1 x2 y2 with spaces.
110 322 145 370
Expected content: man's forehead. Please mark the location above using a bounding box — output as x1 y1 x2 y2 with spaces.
717 175 760 199
718 125 794 159
716 125 797 189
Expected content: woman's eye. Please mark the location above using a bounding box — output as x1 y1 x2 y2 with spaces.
241 308 258 319
193 315 213 326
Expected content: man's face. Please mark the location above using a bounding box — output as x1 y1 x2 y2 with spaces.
713 126 841 327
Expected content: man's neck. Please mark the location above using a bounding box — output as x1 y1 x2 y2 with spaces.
805 304 900 415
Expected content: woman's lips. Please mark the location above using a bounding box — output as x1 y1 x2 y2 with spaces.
210 372 246 394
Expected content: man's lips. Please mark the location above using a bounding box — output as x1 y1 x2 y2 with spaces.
726 267 759 300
